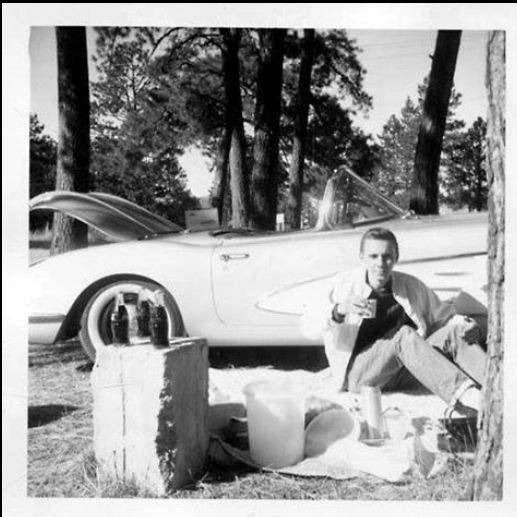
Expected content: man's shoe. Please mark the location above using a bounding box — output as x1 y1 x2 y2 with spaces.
449 400 478 419
438 405 478 452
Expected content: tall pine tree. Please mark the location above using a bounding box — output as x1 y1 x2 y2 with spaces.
51 27 90 255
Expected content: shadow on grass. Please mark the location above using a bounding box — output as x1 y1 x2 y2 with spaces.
30 341 327 372
209 346 327 371
28 404 79 428
178 461 257 493
76 361 94 372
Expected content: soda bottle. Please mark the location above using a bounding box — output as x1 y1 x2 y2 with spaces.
150 290 169 348
136 288 151 338
111 291 130 345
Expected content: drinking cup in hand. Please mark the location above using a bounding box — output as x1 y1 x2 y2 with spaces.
362 299 377 319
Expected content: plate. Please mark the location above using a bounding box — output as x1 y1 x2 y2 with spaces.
304 408 360 457
361 438 388 447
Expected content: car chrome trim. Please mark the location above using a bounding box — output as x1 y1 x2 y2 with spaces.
398 251 487 265
255 250 487 315
220 253 250 261
29 314 66 324
255 272 338 315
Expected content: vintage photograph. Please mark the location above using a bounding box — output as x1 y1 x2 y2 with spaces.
3 4 512 512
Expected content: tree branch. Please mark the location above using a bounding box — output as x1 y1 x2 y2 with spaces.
149 28 178 57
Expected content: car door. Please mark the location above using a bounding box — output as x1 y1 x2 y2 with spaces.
211 228 362 327
211 170 406 328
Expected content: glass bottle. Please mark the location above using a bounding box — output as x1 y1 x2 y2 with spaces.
136 288 151 338
111 291 129 345
150 290 169 348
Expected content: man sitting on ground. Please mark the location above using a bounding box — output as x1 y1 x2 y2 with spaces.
301 227 486 416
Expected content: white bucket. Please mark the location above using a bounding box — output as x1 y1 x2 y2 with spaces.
243 379 305 469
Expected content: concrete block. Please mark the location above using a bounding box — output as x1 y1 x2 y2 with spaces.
91 338 209 495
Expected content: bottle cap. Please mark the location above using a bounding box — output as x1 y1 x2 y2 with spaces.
154 290 165 306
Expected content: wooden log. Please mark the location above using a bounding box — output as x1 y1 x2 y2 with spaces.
91 338 209 495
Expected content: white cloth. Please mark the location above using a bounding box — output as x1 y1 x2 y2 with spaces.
208 367 452 482
299 268 456 387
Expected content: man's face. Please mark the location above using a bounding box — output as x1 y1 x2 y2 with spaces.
360 238 398 289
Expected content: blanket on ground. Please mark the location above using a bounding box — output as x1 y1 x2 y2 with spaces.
208 367 472 482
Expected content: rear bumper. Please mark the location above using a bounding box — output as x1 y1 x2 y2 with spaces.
29 314 65 344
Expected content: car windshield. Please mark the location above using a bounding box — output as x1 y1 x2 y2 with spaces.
301 168 406 232
211 169 406 236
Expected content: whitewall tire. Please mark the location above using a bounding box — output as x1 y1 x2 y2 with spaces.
78 279 184 361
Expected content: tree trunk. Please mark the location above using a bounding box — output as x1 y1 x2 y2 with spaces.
286 29 315 230
466 30 505 501
51 27 90 255
475 158 484 212
409 30 461 214
220 28 250 228
212 120 231 226
250 29 286 230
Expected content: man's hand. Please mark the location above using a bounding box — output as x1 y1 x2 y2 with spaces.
451 315 481 344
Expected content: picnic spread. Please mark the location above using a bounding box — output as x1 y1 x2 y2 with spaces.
208 367 477 483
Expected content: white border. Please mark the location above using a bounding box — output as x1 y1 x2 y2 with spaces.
3 4 517 517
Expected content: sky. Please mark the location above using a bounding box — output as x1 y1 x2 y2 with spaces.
29 27 489 198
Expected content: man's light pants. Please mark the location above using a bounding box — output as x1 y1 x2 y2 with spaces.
331 317 486 403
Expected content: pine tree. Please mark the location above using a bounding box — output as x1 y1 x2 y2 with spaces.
409 30 462 214
51 27 90 255
467 30 504 501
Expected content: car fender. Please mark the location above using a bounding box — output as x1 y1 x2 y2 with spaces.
29 238 217 343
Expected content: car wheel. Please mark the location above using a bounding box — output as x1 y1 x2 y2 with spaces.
78 279 185 361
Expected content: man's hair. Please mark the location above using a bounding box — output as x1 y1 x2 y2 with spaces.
359 227 399 260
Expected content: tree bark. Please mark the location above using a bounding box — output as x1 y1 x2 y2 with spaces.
409 30 461 214
466 30 505 501
51 27 90 255
474 150 484 212
220 28 250 228
212 120 231 226
286 29 315 230
250 29 286 230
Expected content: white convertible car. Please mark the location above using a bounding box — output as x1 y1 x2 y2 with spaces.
29 169 488 361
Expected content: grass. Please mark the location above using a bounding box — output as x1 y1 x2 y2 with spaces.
27 341 476 500
28 343 94 497
170 455 474 500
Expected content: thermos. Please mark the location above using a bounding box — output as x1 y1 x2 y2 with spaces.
361 385 385 439
111 291 129 345
150 290 169 347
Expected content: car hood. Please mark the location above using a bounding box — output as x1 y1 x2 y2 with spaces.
30 191 183 241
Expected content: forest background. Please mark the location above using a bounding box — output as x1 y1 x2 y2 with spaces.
29 26 490 231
